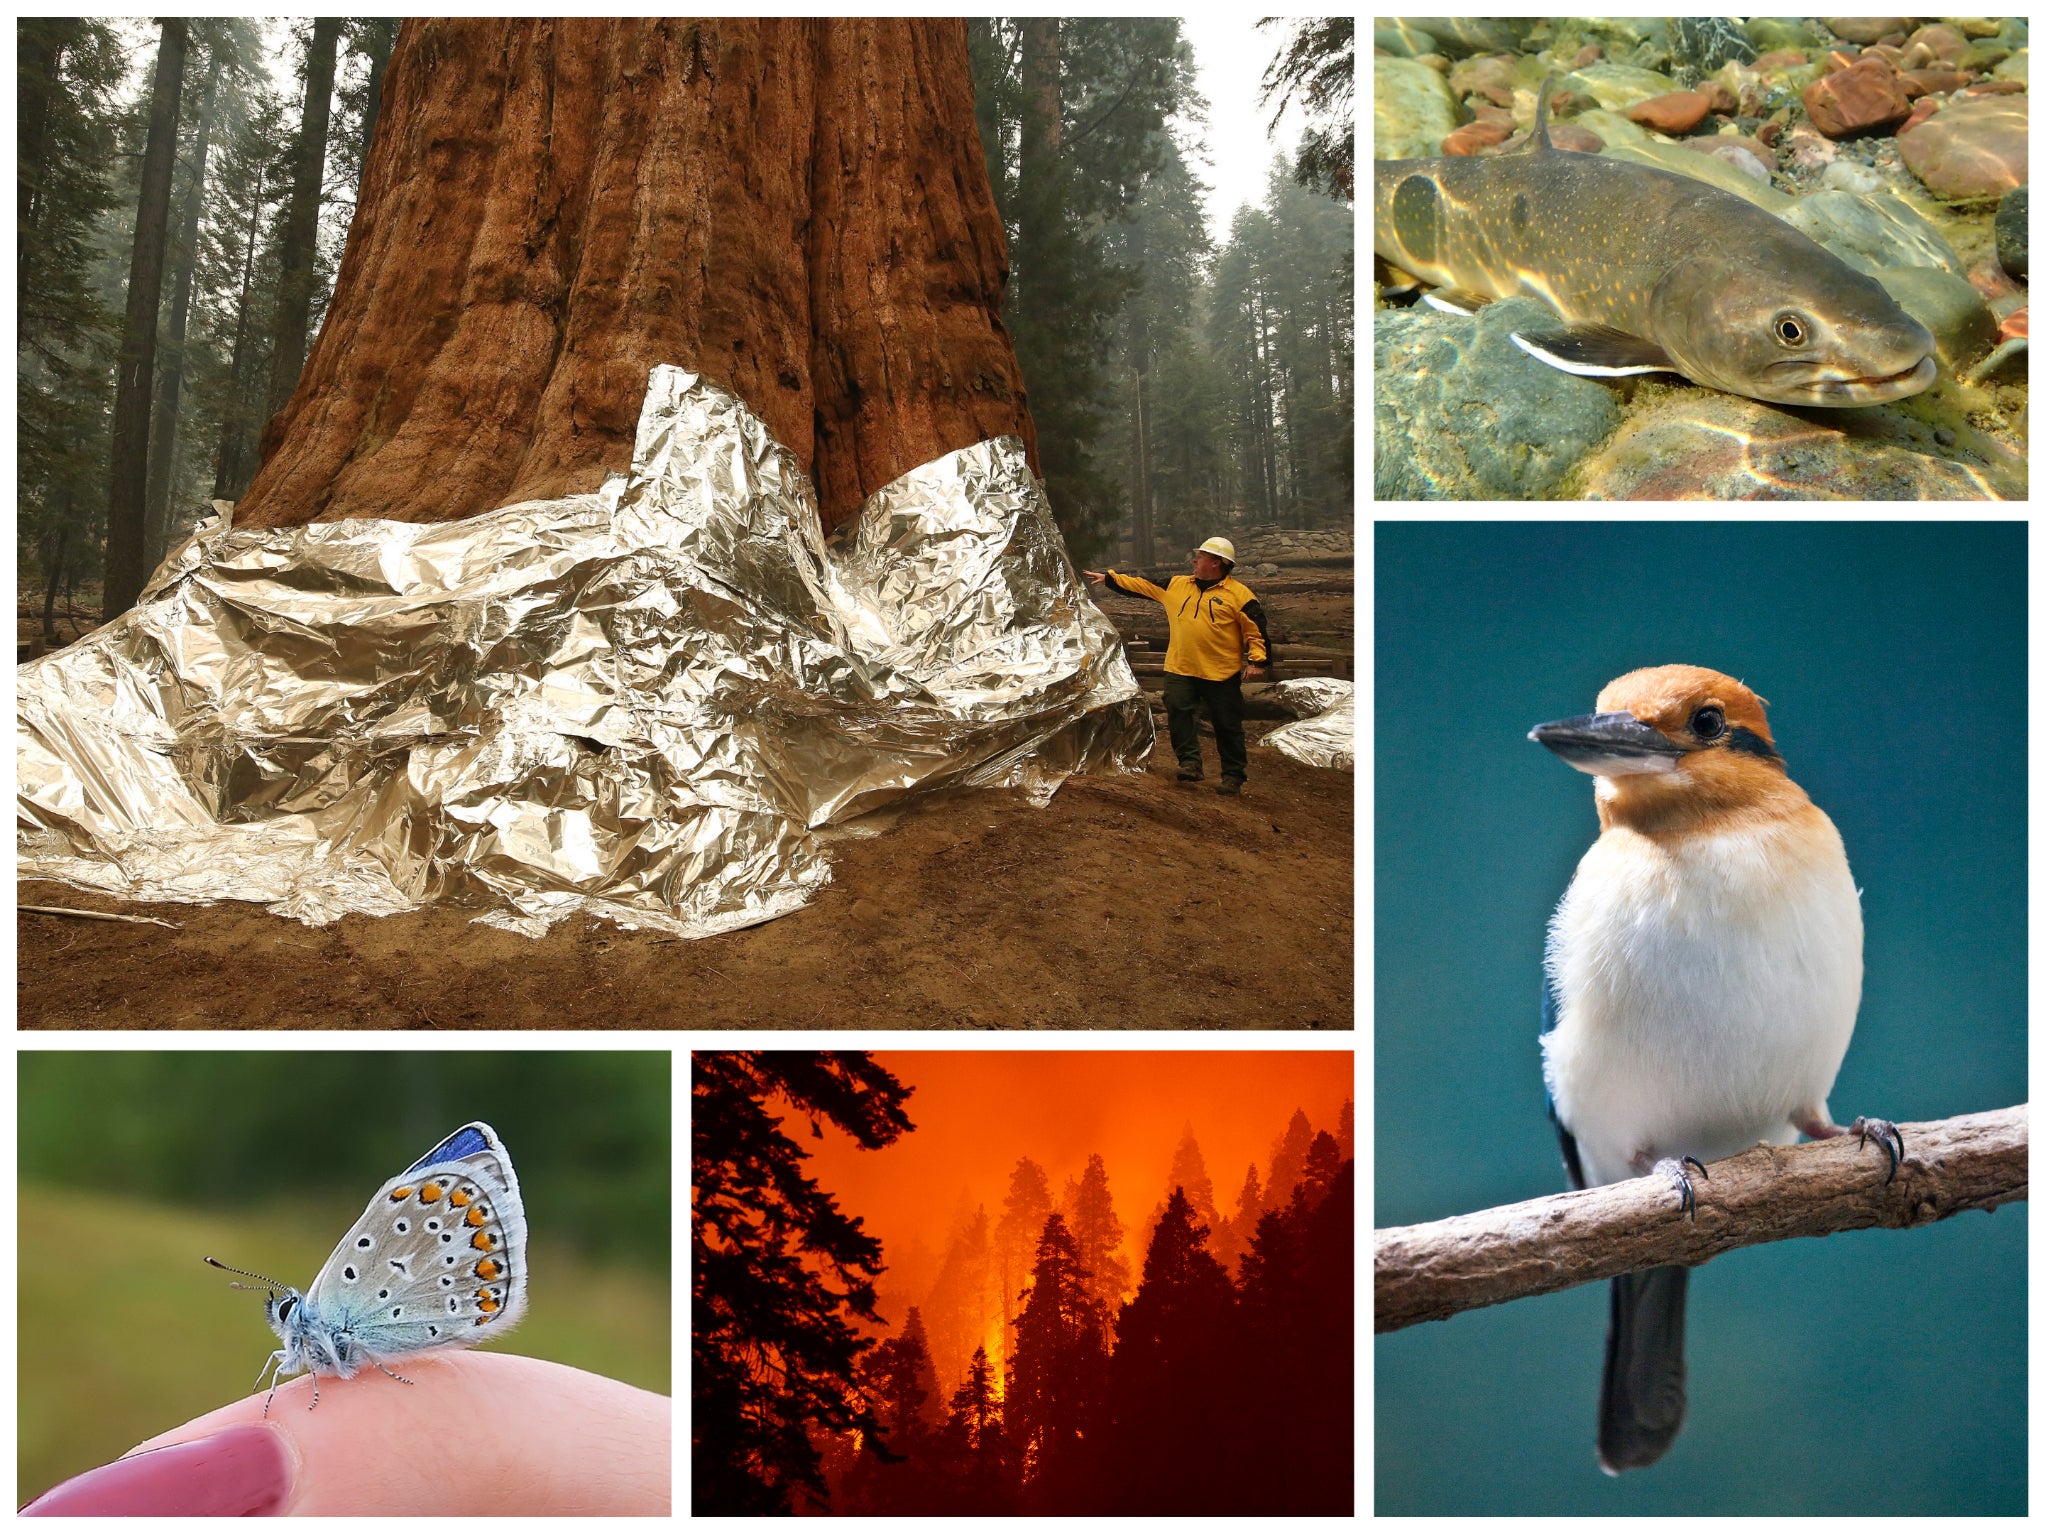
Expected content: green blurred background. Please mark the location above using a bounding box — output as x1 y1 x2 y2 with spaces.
1375 522 2026 1515
19 1051 673 1504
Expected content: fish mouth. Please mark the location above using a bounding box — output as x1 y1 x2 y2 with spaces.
1768 353 1938 406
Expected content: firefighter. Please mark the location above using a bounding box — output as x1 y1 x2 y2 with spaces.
1086 537 1269 795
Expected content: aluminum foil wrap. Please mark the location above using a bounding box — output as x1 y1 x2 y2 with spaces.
1263 678 1354 772
17 366 1153 936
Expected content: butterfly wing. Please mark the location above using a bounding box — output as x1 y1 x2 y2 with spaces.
304 1121 530 1365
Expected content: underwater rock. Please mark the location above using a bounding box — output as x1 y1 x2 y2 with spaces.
1576 391 2013 501
1898 94 2027 198
1373 297 1623 501
1375 57 1460 161
1822 19 1918 46
1804 56 1914 137
1778 187 1966 277
1995 184 2027 280
1628 90 1714 133
1875 266 1999 365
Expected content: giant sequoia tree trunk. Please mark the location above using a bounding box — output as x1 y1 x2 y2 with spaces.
235 18 1036 535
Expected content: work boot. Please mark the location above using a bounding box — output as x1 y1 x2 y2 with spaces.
1176 765 1204 782
1217 777 1244 796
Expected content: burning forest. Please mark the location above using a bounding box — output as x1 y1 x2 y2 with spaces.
692 1050 1354 1516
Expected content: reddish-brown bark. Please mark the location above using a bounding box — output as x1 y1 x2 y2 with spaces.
236 18 1036 533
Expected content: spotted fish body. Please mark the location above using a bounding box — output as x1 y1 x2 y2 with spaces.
1374 82 1938 406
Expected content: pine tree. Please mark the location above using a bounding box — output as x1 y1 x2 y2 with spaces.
263 18 339 423
944 1344 1017 1514
1107 1185 1241 1512
1067 1153 1133 1311
143 27 236 566
18 18 125 641
1215 1161 1265 1272
921 1200 996 1399
841 1306 946 1514
966 17 1197 563
1299 1129 1344 1211
1007 1213 1110 1513
1257 17 1354 201
101 19 188 618
1265 1107 1315 1209
995 1156 1054 1381
1233 1156 1354 1514
692 1051 915 1515
1167 1121 1221 1233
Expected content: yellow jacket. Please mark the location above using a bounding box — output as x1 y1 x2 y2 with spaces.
1103 571 1268 681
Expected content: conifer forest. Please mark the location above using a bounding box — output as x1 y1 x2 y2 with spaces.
693 1052 1355 1516
18 17 1353 644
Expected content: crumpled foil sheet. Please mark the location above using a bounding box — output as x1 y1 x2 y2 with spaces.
1263 678 1354 772
17 365 1152 937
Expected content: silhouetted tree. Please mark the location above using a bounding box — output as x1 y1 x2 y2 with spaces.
692 1052 914 1515
1215 1161 1265 1273
1141 1121 1222 1264
1109 1186 1241 1512
941 1344 1018 1514
1234 1156 1354 1514
923 1200 998 1400
1067 1153 1133 1313
996 1157 1055 1381
1299 1128 1344 1210
1338 1096 1355 1160
1265 1107 1314 1210
841 1306 946 1514
1008 1213 1110 1513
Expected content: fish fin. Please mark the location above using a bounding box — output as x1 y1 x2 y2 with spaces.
1376 257 1424 298
1529 74 1558 153
1511 326 1677 377
1423 288 1494 316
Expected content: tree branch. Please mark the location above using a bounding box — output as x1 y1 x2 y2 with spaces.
1375 1105 2027 1335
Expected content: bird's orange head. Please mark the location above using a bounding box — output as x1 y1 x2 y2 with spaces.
1532 665 1808 834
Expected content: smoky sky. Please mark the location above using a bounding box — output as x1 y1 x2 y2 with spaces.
780 1051 1354 1277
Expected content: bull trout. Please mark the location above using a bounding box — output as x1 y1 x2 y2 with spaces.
1374 78 1938 406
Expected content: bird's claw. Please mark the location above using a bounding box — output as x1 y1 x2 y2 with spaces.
1654 1155 1709 1220
1850 1116 1905 1185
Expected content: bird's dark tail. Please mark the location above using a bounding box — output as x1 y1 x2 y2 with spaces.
1598 1265 1689 1474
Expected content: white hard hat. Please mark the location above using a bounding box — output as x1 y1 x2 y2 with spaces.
1196 537 1237 563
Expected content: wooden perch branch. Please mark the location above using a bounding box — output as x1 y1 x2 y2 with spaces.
1375 1104 2027 1335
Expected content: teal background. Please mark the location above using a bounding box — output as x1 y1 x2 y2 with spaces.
1374 521 2026 1515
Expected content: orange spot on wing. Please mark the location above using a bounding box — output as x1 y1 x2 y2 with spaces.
389 1186 414 1202
473 1231 497 1251
419 1182 444 1202
449 1189 472 1206
465 1207 487 1227
476 1258 501 1279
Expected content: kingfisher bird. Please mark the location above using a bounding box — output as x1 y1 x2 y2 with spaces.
1530 664 1902 1474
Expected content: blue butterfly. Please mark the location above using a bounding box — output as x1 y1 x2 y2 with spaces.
207 1121 529 1411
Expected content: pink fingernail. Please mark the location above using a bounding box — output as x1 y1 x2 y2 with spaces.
22 1425 292 1516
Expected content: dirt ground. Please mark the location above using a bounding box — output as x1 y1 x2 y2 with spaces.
19 724 1349 1029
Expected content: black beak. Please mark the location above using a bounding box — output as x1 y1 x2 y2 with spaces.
1530 711 1683 777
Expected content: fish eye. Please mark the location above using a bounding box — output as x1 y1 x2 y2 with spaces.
1690 706 1726 741
1773 313 1808 346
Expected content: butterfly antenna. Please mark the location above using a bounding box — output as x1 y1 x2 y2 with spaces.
205 1256 290 1291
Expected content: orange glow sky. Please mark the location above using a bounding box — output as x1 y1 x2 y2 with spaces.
788 1051 1354 1283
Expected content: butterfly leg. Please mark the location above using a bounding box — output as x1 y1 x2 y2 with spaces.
373 1361 416 1387
259 1351 286 1418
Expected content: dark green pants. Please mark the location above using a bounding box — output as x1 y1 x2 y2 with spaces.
1165 671 1247 782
